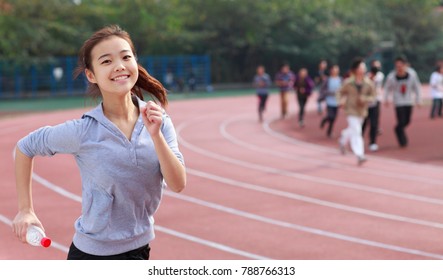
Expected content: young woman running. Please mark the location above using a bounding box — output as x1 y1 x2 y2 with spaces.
12 25 186 260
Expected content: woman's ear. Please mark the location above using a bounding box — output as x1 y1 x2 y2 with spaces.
85 69 97 84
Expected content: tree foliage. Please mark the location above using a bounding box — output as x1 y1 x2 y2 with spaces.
0 0 442 82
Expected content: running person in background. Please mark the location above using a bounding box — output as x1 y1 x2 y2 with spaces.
294 67 315 127
319 64 342 138
275 63 295 119
314 59 328 115
384 56 422 148
337 58 376 165
12 25 186 260
362 59 385 152
429 64 443 119
253 65 272 122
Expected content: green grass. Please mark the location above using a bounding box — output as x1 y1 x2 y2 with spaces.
0 89 256 112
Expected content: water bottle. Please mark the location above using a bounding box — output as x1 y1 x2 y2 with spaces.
26 225 51 248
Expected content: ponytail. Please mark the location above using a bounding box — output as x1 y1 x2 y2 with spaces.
133 64 168 107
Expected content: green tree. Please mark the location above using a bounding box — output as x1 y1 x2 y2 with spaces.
1 0 442 82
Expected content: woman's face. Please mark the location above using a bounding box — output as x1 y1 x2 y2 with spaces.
85 36 139 98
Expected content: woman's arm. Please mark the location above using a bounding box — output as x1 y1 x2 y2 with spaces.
141 101 186 193
12 147 44 242
151 132 186 193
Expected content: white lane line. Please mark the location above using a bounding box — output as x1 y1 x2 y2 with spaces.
220 115 442 186
22 168 270 259
27 161 443 259
6 112 442 259
186 168 443 229
177 119 443 206
165 191 443 260
263 118 443 172
0 214 13 226
154 225 270 260
0 214 69 254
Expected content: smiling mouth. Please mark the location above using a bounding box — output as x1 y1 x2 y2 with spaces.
111 75 130 81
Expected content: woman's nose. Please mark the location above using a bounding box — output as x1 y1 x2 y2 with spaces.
114 61 126 72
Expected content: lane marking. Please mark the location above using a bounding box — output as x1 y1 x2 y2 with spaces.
177 118 443 206
186 168 443 229
28 167 443 259
5 106 443 259
220 115 442 186
155 225 270 260
19 168 270 258
30 178 269 260
165 190 443 260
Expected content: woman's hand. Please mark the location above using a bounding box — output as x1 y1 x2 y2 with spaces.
140 101 164 137
140 101 186 192
12 210 43 243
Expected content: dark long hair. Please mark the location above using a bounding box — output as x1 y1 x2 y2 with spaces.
74 25 168 106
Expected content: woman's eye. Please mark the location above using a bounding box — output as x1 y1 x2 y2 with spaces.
123 55 132 60
101 59 111 65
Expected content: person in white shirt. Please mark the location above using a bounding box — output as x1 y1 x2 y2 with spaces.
384 56 422 148
429 64 443 119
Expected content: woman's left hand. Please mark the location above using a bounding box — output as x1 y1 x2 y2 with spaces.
141 101 163 137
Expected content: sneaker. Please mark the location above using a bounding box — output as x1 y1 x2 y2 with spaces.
369 144 378 152
357 156 367 166
299 120 305 128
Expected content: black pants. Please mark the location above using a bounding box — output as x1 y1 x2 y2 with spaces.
67 242 151 260
257 94 268 113
395 105 412 147
297 95 308 122
362 101 380 145
320 105 338 137
430 98 442 118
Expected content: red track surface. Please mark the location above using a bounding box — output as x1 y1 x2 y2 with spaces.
1 91 442 260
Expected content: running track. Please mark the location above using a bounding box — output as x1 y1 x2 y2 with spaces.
1 92 442 260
